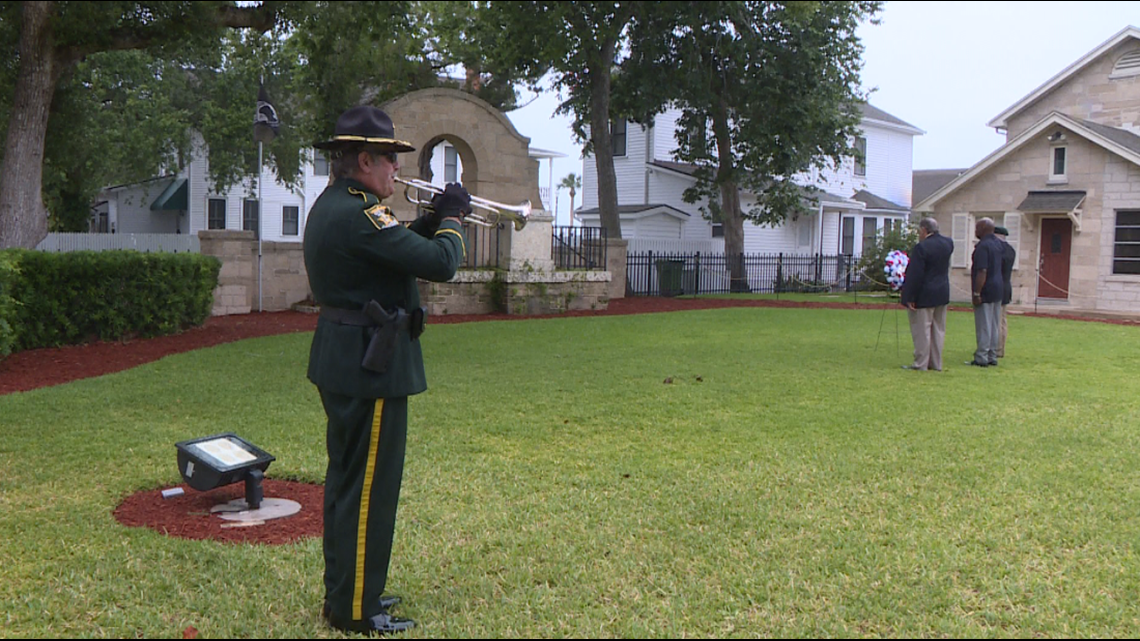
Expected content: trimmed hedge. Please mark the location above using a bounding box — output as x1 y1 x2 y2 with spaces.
1 249 220 353
0 251 18 358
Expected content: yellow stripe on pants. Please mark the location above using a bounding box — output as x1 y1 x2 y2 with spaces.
353 398 384 620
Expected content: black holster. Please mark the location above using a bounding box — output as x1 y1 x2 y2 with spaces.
357 301 427 374
361 301 398 374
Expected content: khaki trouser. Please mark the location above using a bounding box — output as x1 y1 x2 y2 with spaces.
998 304 1008 358
907 305 947 371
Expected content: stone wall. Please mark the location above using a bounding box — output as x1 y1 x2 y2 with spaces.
417 269 611 316
1005 39 1140 138
198 230 308 316
199 229 616 317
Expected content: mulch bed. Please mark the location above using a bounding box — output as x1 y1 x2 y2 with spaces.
4 295 1135 545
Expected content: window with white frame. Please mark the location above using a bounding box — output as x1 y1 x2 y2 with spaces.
243 199 259 237
862 217 877 250
444 146 458 183
208 198 226 230
282 205 299 236
1114 210 1140 275
853 136 866 177
313 151 329 176
841 216 855 255
1050 146 1067 182
611 119 627 157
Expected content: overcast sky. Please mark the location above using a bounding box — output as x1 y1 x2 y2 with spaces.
506 1 1140 224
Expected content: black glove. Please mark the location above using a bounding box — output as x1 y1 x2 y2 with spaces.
430 183 472 221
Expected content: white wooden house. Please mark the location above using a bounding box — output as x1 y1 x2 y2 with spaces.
577 103 922 257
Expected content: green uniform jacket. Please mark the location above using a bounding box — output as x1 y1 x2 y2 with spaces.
304 177 466 398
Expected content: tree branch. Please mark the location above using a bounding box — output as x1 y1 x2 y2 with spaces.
61 3 279 63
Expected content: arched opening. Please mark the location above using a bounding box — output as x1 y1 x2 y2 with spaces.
414 135 479 190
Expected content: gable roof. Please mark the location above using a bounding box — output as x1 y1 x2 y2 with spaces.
915 111 1140 211
912 169 967 205
852 189 907 213
575 204 690 221
987 26 1140 130
859 103 924 136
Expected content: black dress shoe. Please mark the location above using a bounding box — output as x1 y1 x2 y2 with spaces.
964 360 988 367
327 610 416 635
323 595 403 620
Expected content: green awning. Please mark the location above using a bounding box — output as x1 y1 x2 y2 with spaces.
150 178 188 211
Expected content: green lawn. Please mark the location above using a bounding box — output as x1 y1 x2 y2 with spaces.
2 306 1139 638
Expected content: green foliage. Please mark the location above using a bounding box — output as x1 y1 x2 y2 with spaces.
2 1 537 241
0 249 20 357
7 250 220 350
857 221 919 291
662 1 882 229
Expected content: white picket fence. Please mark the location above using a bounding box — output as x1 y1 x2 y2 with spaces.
36 233 199 253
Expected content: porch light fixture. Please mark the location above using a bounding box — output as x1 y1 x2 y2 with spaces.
175 433 275 510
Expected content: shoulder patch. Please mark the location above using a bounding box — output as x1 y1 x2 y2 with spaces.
364 204 399 230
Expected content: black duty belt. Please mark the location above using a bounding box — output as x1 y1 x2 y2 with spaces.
320 302 426 341
320 306 375 326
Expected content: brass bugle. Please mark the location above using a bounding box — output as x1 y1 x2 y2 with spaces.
396 177 531 231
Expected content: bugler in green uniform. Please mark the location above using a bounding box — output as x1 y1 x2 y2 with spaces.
304 105 469 635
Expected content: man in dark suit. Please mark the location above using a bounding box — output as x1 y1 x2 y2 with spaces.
994 226 1016 358
900 217 954 371
304 105 470 635
969 217 1005 367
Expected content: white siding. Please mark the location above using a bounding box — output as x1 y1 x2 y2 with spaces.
862 124 916 208
582 120 653 211
653 109 683 161
635 213 684 240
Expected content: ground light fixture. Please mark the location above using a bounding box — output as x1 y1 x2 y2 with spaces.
175 432 275 509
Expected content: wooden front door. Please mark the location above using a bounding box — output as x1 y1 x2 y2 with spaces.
1038 218 1072 299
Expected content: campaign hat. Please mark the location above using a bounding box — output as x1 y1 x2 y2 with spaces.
314 106 415 152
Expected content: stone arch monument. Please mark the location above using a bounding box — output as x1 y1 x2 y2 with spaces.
378 88 618 315
381 88 543 225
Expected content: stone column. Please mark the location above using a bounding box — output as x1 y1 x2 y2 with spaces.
605 238 628 300
507 212 555 272
198 230 255 316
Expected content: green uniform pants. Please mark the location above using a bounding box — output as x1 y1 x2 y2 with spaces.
320 390 408 623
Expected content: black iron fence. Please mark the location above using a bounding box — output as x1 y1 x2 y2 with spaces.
628 251 866 296
552 226 608 270
462 221 503 269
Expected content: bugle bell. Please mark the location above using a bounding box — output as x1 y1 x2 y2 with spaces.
396 177 531 231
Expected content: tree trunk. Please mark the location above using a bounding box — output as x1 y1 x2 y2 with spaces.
711 95 747 292
588 43 622 240
0 1 60 249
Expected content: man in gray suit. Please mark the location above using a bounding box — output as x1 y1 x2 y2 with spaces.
969 217 1005 367
900 217 954 371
